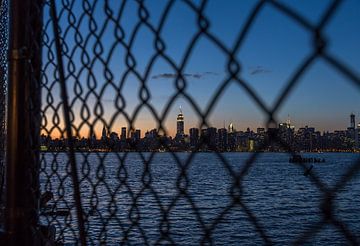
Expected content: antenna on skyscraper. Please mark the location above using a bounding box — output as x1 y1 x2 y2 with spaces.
287 114 291 125
179 105 182 114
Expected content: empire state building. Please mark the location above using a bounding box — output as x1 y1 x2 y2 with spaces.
176 106 184 138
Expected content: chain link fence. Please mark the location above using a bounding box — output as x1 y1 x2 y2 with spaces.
1 0 360 245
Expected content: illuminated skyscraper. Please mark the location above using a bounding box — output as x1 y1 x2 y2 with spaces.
176 106 184 136
228 123 234 133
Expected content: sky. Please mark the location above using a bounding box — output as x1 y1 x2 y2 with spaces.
41 0 360 138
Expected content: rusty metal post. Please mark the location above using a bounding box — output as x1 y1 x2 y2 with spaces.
4 0 43 244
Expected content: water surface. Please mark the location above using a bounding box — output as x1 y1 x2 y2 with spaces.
40 152 360 245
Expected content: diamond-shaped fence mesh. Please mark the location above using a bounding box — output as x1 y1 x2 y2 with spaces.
1 0 360 245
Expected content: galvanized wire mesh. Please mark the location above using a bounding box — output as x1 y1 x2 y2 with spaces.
24 0 360 244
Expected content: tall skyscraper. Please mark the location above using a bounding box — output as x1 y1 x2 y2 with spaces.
101 125 107 140
217 128 228 151
206 127 217 149
135 129 141 141
350 113 355 129
176 106 184 136
228 123 234 133
356 123 360 149
189 128 199 147
121 127 126 141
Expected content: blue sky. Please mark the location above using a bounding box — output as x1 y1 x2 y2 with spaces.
43 0 360 137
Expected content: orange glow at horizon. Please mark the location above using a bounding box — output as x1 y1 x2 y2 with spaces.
41 121 178 139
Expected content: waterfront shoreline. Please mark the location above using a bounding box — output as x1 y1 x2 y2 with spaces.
40 150 360 153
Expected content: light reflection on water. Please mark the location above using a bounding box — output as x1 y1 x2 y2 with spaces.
40 152 360 245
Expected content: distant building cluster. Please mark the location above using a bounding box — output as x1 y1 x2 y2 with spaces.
40 110 360 152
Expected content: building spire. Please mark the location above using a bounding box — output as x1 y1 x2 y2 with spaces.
179 105 182 114
286 114 291 126
102 124 107 139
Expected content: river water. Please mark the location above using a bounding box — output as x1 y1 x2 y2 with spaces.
39 152 360 245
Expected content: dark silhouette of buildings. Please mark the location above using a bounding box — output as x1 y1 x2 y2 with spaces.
121 127 126 141
350 113 355 129
40 113 360 153
189 128 199 148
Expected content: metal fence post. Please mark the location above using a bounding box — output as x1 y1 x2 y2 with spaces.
4 0 42 244
0 0 9 215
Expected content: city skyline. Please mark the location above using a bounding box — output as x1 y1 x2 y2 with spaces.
40 110 360 152
43 108 360 139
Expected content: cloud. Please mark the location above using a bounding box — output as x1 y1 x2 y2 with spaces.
152 72 218 80
152 73 178 79
249 66 271 75
204 71 219 75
